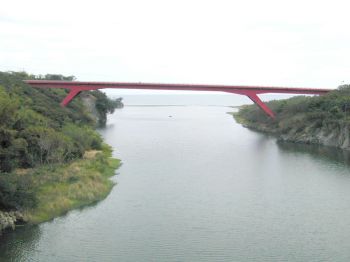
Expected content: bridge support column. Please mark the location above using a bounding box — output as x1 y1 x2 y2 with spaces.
246 93 275 118
61 88 83 106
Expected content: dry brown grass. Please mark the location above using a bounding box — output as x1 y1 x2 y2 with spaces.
83 150 101 159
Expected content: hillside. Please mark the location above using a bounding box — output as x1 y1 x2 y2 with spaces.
234 85 350 150
0 71 122 233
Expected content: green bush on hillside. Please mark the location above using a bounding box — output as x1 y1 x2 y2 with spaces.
0 71 121 210
236 84 350 136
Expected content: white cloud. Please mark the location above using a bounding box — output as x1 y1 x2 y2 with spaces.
1 0 350 91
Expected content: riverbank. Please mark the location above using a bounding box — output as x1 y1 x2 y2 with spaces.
25 144 120 224
232 85 350 151
0 71 123 234
0 144 120 232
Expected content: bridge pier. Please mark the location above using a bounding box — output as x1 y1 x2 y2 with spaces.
61 88 83 106
246 93 275 118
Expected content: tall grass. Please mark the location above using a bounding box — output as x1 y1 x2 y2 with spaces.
24 144 121 224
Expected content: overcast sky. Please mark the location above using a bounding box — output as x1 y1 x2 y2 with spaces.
1 0 350 93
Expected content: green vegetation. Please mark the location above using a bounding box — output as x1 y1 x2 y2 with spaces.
0 71 122 226
25 144 120 223
234 85 350 149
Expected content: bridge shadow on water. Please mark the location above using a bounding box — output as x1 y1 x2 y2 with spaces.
277 141 350 168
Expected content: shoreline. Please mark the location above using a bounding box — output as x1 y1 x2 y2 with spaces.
232 111 350 152
231 86 350 152
0 71 124 235
0 144 121 233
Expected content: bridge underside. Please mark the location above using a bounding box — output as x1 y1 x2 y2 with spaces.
24 80 332 118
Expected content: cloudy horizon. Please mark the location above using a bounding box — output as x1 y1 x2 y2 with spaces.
1 0 350 92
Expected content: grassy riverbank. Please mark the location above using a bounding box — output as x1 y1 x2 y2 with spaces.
233 85 350 150
24 144 120 224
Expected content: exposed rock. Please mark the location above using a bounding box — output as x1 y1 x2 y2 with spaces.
240 119 350 151
81 93 99 125
278 123 350 150
0 210 25 234
80 93 124 127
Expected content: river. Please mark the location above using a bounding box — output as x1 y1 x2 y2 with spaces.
1 96 350 261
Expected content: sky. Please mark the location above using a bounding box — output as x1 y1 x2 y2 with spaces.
1 0 350 95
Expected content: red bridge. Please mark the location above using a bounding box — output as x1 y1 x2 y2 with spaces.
25 80 332 118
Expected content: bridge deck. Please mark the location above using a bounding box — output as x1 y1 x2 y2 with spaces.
24 80 333 118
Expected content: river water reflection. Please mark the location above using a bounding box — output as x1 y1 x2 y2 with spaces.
1 106 350 261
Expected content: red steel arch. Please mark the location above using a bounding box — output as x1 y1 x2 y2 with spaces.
24 80 333 118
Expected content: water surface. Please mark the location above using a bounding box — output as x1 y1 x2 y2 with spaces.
1 105 350 261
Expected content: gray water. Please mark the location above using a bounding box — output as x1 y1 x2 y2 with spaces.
1 105 350 261
113 93 296 106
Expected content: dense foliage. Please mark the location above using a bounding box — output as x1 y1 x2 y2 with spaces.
236 85 350 137
0 71 121 210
